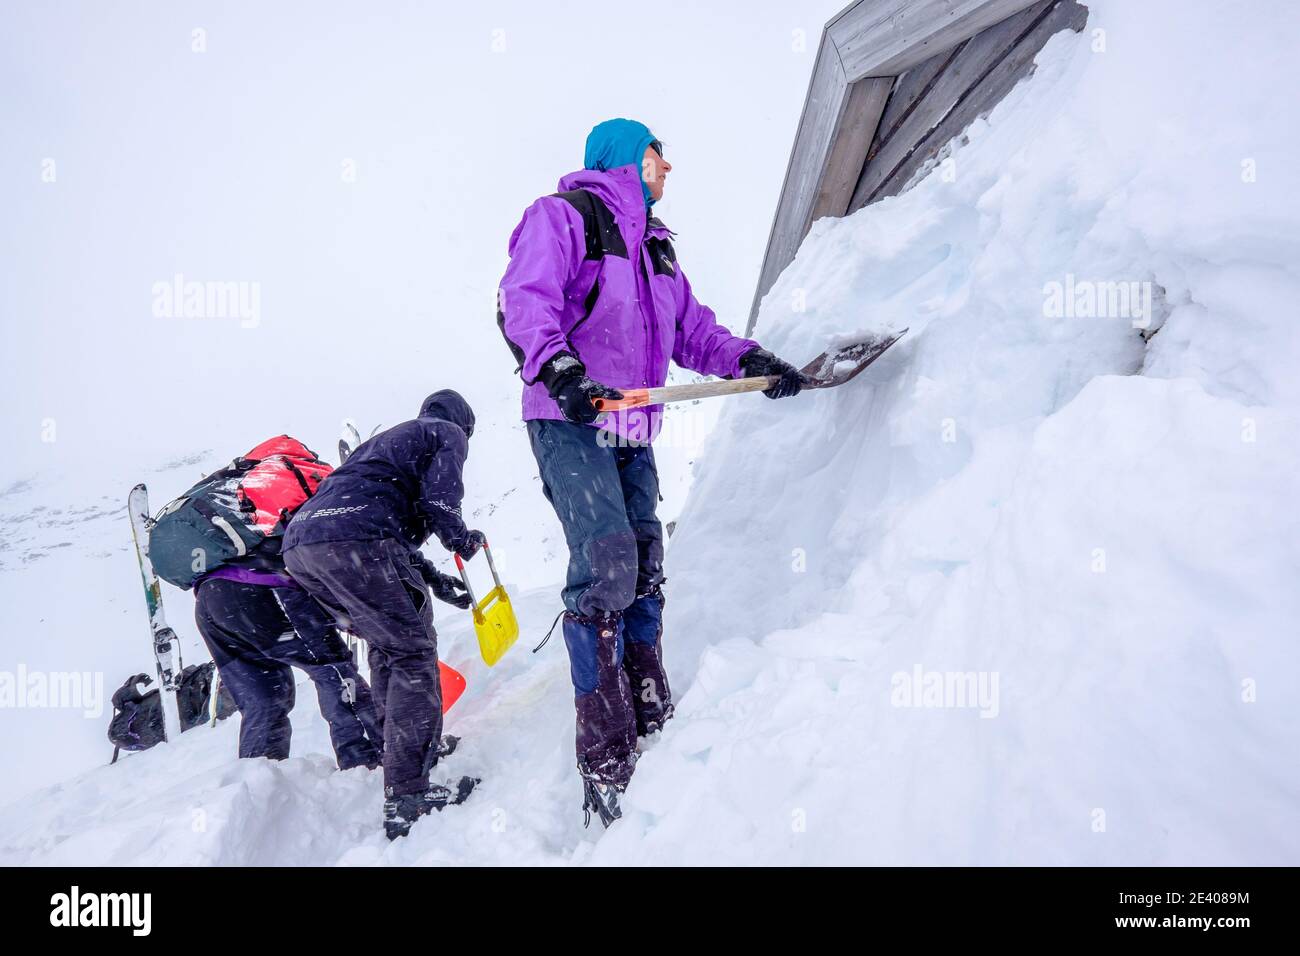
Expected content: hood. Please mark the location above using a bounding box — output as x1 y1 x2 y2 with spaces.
244 435 320 462
418 389 476 438
584 117 658 206
556 166 655 228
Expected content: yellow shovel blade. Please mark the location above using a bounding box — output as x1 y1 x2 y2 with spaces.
472 585 519 667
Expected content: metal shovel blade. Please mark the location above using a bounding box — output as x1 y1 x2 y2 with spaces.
590 328 908 412
798 329 908 389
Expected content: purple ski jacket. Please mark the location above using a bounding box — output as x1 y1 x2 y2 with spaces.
498 164 758 443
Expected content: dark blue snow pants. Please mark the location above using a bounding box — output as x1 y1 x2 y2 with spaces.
528 419 674 784
194 577 382 770
527 419 665 616
283 538 444 797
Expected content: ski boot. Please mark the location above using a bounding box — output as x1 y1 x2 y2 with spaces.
369 735 458 773
578 758 624 829
383 775 479 840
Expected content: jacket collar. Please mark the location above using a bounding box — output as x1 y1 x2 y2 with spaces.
557 166 652 227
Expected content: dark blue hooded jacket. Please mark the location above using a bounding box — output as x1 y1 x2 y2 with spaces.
283 390 475 555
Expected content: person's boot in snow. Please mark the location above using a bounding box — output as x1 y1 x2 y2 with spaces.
579 757 624 828
564 610 638 789
383 775 479 840
621 586 674 737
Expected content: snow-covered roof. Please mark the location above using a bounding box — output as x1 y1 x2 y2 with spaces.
748 0 1089 334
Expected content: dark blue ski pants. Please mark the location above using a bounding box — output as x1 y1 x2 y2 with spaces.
194 577 382 770
283 538 444 797
528 419 674 782
527 419 665 618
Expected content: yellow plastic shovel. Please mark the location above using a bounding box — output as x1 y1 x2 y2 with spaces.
454 541 519 667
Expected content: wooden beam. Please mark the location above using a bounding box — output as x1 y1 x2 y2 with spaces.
871 42 966 158
810 76 893 222
831 0 1044 78
746 0 1046 334
848 0 1051 211
749 35 847 332
852 0 1086 210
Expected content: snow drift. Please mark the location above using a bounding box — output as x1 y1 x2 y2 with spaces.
3 0 1298 864
605 0 1300 865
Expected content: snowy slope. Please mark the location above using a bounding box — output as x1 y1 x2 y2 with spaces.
4 0 1299 865
0 584 601 866
595 1 1300 864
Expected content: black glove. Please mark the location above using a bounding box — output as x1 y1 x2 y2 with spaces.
429 572 471 609
416 557 473 609
538 352 623 425
739 347 807 399
457 529 487 561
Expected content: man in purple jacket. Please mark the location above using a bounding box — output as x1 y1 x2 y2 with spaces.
498 118 805 826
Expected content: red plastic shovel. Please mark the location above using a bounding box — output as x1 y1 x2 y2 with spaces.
438 661 466 712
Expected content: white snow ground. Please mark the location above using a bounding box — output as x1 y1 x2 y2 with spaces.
4 0 1300 864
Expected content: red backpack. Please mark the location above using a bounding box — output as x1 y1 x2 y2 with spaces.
238 436 333 535
148 437 333 589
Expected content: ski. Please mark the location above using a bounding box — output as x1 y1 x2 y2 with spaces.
126 483 184 741
339 420 387 464
208 670 222 727
338 419 362 464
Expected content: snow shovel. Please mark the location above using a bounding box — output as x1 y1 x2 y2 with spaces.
454 541 520 667
439 661 467 711
343 627 466 711
592 329 907 412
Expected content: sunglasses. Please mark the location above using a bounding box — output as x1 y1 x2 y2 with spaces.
649 140 664 158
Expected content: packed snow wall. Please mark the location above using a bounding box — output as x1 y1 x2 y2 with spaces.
610 0 1300 864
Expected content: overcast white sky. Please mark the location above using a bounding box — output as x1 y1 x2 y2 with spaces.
1 0 846 480
0 0 853 801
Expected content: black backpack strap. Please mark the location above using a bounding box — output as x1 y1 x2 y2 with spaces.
550 189 628 260
498 189 625 384
281 459 315 499
273 459 316 532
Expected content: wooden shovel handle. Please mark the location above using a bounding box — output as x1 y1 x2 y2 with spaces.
593 376 778 412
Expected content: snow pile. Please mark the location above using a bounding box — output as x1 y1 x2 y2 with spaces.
593 0 1300 864
4 0 1298 865
0 584 604 866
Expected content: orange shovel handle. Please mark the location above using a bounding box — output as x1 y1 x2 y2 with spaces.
592 389 651 412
